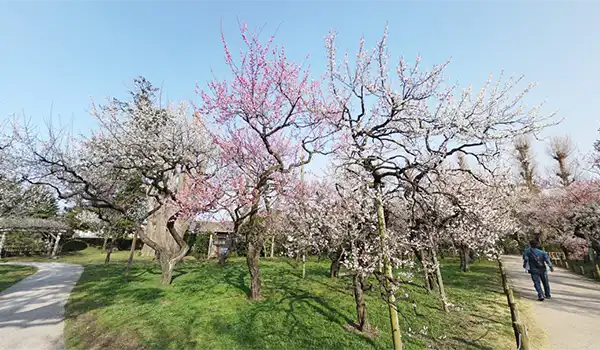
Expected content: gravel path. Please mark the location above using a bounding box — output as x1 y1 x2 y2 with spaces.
0 262 83 350
503 255 600 350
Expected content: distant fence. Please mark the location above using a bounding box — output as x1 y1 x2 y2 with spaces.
548 251 600 280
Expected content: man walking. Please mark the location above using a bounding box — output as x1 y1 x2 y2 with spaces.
523 239 554 301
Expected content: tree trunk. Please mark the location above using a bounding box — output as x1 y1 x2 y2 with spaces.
415 249 431 292
431 248 449 312
353 272 370 332
141 201 190 257
102 235 109 251
423 268 431 292
459 245 471 272
104 236 116 264
247 235 262 299
159 254 176 285
583 232 595 264
469 249 477 263
218 251 227 266
51 232 62 258
270 235 275 258
330 255 341 278
375 183 403 350
125 230 138 281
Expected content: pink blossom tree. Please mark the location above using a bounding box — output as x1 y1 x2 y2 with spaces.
526 180 600 260
197 23 336 300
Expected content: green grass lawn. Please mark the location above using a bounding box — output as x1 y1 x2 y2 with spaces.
563 260 600 281
0 246 152 265
63 254 525 350
0 265 37 292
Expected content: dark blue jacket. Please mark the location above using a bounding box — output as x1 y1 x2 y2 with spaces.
523 247 553 273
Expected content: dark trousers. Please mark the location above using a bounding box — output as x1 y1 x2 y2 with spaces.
530 270 551 298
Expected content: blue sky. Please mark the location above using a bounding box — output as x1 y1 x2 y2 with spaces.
1 1 599 176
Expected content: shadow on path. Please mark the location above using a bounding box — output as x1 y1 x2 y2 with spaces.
502 255 600 350
0 262 83 350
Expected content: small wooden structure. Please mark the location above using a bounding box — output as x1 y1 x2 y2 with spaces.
193 221 234 259
548 251 567 268
0 217 72 258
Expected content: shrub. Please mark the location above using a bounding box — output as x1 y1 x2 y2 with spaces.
61 239 89 252
190 232 211 260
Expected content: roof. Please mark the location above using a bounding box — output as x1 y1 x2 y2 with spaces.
0 217 71 231
193 220 234 233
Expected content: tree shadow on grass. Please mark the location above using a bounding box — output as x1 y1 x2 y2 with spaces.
451 336 494 350
141 265 189 283
442 264 502 293
222 265 251 296
208 286 382 350
65 264 166 319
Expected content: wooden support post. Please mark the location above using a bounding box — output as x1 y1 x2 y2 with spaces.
207 233 214 259
564 260 569 269
580 266 585 276
51 231 63 258
514 321 531 350
498 258 530 350
595 264 600 279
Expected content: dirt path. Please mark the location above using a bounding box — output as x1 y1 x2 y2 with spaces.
503 255 600 350
0 262 83 350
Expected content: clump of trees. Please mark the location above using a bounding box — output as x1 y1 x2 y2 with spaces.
4 21 579 350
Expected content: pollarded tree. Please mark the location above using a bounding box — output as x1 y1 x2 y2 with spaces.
197 23 336 299
548 135 578 187
514 136 538 192
594 129 600 175
325 26 554 350
15 77 220 285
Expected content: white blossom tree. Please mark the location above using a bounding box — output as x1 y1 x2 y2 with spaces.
325 26 555 349
15 77 220 285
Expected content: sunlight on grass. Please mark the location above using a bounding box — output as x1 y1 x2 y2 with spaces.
1 246 152 265
0 265 37 292
64 256 527 350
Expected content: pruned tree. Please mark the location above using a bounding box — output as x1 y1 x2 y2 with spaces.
325 26 554 350
548 135 578 187
514 136 538 192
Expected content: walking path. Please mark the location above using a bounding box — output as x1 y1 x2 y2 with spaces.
0 262 83 350
503 255 600 350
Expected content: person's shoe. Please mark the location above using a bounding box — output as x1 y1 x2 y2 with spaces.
545 295 551 299
537 297 545 301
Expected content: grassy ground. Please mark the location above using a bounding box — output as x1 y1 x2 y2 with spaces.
0 246 152 265
0 265 37 292
563 260 600 281
60 252 529 350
